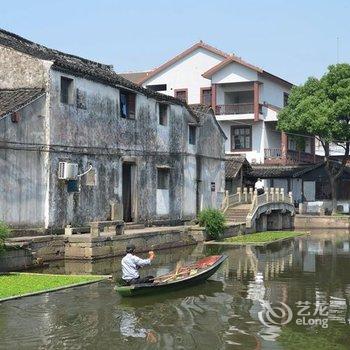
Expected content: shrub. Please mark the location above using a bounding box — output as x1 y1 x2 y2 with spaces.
0 221 9 254
198 208 226 240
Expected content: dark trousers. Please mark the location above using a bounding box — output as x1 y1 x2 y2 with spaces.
257 188 264 195
124 275 154 286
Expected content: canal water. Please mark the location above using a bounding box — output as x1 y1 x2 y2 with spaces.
1 231 350 349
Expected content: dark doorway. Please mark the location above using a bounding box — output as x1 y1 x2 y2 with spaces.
122 163 133 222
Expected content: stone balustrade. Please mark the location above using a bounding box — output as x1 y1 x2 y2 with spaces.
222 186 293 213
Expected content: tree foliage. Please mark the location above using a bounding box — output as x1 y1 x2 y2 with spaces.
278 64 350 212
279 64 350 144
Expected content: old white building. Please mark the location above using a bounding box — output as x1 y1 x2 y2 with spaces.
0 30 226 230
122 41 316 166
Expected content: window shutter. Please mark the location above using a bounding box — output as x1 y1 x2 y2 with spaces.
128 93 136 118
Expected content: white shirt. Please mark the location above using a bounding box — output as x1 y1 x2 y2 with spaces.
255 180 264 190
121 253 151 281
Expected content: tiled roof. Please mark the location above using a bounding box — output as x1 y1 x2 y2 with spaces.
225 155 252 179
119 71 150 84
189 103 213 115
189 104 226 138
0 88 45 117
248 164 316 179
0 28 191 109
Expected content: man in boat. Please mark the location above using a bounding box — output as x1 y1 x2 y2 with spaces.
121 244 155 285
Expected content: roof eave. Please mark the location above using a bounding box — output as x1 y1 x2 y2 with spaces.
138 41 229 85
202 56 263 79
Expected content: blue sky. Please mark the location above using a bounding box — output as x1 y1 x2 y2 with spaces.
1 0 349 84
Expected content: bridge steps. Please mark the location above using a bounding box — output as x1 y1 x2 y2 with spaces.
224 204 251 223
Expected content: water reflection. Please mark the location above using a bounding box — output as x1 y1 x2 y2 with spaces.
1 231 350 349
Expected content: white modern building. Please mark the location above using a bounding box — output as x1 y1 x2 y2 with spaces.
121 41 316 166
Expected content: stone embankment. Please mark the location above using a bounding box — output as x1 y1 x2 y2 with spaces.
2 222 244 271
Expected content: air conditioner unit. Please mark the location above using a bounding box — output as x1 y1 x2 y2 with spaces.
58 162 78 180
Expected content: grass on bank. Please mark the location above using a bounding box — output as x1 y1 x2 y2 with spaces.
223 231 305 245
0 273 105 300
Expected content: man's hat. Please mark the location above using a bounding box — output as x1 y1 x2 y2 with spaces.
126 244 136 253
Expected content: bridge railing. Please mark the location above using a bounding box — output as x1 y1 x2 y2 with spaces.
222 187 254 212
246 188 294 227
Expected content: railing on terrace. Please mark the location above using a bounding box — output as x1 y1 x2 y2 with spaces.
264 148 323 165
215 103 257 115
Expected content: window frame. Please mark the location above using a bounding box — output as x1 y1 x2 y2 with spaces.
60 76 74 105
188 125 197 145
158 103 168 126
230 125 252 151
146 84 167 92
157 167 170 190
174 88 188 103
120 90 136 119
200 87 212 106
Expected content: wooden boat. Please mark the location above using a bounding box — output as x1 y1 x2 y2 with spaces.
115 255 227 297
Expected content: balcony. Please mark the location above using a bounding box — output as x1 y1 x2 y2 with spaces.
215 103 262 116
264 148 322 165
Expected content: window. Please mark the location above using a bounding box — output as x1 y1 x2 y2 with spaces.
174 89 188 102
201 88 212 106
189 125 196 145
288 136 297 151
158 103 168 126
120 90 136 118
60 76 74 104
316 180 331 200
231 126 252 151
283 92 289 107
146 84 167 92
157 168 170 189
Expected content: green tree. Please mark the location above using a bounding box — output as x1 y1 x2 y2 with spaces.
278 64 350 213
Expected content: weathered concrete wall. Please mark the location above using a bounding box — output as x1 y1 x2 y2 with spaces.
0 46 51 89
45 69 225 228
0 248 34 272
0 49 225 230
294 215 350 230
8 235 66 261
197 111 225 210
0 96 48 227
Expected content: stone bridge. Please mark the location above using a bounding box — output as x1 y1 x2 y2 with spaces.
222 187 295 232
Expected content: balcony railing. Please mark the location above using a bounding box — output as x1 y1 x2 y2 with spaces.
215 103 255 115
264 148 322 165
